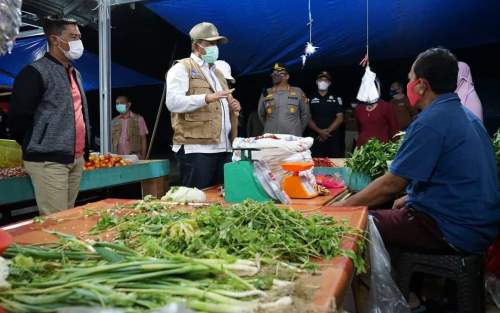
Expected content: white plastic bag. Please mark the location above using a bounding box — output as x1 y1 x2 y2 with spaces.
356 66 380 104
367 215 411 313
232 134 315 186
253 161 290 204
161 187 207 203
0 0 22 55
486 273 500 308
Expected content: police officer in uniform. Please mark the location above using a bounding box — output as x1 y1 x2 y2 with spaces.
257 63 310 136
308 71 345 157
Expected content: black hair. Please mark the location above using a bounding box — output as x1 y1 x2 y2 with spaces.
413 47 458 94
43 16 78 43
116 95 131 103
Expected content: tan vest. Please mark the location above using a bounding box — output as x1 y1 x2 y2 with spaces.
111 113 142 154
170 58 238 145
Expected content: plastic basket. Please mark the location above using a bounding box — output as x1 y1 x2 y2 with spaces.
344 167 372 192
0 139 22 168
313 166 348 181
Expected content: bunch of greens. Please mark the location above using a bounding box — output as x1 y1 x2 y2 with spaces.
345 134 404 179
493 129 500 175
1 233 295 313
91 200 366 273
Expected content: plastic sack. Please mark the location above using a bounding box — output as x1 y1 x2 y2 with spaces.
0 139 22 168
486 273 500 309
0 0 22 55
367 215 411 313
356 66 380 104
232 134 315 187
253 160 290 204
161 187 207 203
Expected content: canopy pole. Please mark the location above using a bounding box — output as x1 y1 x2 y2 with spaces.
99 0 112 154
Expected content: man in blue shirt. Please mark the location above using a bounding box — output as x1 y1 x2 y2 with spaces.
334 48 500 254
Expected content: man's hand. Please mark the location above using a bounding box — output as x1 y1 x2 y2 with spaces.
229 98 241 113
318 129 330 141
392 195 408 210
205 89 235 104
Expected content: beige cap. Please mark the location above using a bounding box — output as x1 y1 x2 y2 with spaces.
189 22 228 45
214 60 235 83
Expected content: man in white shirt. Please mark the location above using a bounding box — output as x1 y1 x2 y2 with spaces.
166 22 241 189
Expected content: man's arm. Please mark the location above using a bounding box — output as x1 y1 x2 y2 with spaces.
257 93 266 124
327 113 344 133
165 63 207 113
140 134 147 160
299 92 311 131
8 66 44 145
332 172 408 208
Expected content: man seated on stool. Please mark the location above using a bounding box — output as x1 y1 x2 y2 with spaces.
333 47 500 255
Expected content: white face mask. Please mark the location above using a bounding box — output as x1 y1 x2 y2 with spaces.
317 81 330 91
58 38 84 60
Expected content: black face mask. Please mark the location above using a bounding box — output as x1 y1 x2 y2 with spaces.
390 89 400 97
271 72 285 85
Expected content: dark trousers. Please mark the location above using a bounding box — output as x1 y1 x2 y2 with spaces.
371 207 456 254
176 146 231 189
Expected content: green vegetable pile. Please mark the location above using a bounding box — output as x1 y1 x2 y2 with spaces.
0 200 366 312
91 200 366 272
345 133 404 179
1 233 296 313
493 129 500 176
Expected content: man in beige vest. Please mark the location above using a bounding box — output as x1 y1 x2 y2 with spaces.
111 95 149 159
166 22 241 189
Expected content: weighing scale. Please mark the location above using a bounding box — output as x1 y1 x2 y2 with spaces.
224 148 272 203
281 162 318 199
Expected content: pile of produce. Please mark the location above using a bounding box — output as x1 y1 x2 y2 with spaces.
84 154 130 171
0 200 366 312
1 233 296 313
0 167 26 179
345 134 404 179
312 158 337 168
493 129 500 175
90 199 365 272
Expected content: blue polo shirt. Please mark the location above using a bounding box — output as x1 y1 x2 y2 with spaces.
390 93 500 253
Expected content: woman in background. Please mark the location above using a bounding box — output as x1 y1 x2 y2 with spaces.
456 61 483 121
354 97 400 147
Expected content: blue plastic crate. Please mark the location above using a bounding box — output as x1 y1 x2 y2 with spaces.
313 166 372 192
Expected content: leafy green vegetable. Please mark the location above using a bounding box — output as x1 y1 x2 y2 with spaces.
90 200 366 273
493 129 500 176
345 133 404 178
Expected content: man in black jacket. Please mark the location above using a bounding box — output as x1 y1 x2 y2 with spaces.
9 17 91 214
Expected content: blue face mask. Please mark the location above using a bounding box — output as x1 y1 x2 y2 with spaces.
116 103 128 114
200 45 219 64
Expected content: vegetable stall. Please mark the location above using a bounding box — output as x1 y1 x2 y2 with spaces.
1 197 367 313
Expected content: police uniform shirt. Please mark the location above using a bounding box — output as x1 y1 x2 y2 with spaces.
257 87 310 136
309 92 344 129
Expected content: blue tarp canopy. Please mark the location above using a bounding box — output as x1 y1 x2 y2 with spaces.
0 36 161 90
146 0 500 76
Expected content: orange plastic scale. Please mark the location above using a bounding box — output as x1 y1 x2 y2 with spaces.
281 162 318 199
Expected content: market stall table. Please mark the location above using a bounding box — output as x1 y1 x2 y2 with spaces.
2 198 367 312
204 185 347 207
0 160 170 206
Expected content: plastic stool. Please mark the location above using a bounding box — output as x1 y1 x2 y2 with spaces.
395 251 485 313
